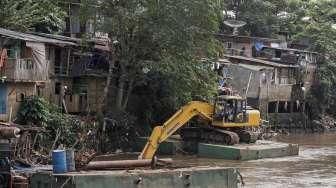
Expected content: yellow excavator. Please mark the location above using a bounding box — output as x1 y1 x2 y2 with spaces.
139 94 261 159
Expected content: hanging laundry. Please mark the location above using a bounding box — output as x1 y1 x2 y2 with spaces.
0 48 8 69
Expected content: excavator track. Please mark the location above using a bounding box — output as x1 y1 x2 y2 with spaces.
180 127 239 145
236 129 260 143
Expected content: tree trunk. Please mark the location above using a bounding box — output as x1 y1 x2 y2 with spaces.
101 42 116 114
122 78 134 110
115 74 126 110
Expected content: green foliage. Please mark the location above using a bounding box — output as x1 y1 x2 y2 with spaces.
103 111 138 151
86 0 223 112
287 0 336 116
95 0 221 132
17 96 52 126
17 96 93 151
130 60 217 133
0 0 66 32
222 0 293 37
45 112 82 147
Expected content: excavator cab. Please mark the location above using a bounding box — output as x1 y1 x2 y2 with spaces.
214 95 247 123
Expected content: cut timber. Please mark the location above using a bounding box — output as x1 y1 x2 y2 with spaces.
0 127 20 139
31 167 239 188
198 140 299 160
86 158 173 170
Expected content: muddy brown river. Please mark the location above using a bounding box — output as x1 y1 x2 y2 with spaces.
176 133 336 188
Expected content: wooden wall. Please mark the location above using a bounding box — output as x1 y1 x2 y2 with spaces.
0 82 36 122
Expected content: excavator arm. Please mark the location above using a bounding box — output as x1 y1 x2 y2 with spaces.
139 101 214 159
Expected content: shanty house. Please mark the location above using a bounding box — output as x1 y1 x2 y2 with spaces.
0 28 77 121
218 34 319 128
30 33 109 115
217 34 287 58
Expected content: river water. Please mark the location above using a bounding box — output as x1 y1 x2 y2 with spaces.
177 133 336 188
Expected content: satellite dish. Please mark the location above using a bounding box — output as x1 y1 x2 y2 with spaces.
224 20 246 35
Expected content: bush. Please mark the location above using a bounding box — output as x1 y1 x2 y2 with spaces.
16 96 97 153
16 96 51 126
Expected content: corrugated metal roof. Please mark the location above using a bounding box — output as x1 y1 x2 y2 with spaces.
219 61 273 71
216 34 284 42
0 28 77 46
263 46 318 54
235 63 273 71
31 32 110 51
224 55 299 68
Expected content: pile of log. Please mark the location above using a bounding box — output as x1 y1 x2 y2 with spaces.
0 126 20 139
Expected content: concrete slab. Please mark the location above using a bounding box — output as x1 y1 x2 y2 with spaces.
198 140 299 160
30 167 239 188
134 137 183 155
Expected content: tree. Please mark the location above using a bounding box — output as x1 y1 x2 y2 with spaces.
222 0 300 37
291 0 336 116
0 0 66 32
89 0 223 112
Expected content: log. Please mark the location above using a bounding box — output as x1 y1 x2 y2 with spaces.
0 127 21 139
85 158 173 170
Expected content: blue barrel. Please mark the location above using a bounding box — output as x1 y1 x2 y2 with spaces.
66 149 75 172
52 150 67 173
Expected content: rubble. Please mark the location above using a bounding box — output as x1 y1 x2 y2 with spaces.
312 115 336 132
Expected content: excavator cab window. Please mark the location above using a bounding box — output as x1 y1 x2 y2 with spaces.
214 97 247 123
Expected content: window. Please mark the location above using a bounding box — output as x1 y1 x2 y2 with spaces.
278 101 291 113
16 92 25 102
55 82 61 95
226 42 232 49
268 101 277 113
20 93 25 101
55 49 61 74
37 85 45 97
275 50 281 58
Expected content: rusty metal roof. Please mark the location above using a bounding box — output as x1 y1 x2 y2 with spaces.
0 28 77 46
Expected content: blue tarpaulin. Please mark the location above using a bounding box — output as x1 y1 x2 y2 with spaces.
255 42 265 51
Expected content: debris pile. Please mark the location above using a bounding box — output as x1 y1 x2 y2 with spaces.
75 149 97 169
312 115 336 132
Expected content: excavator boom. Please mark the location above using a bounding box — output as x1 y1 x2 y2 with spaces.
139 101 214 159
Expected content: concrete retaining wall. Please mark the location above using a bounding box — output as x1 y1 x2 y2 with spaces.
198 140 299 160
30 167 238 188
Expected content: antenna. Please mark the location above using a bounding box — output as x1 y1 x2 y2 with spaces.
223 19 246 35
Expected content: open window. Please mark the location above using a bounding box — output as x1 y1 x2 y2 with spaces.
268 101 277 113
